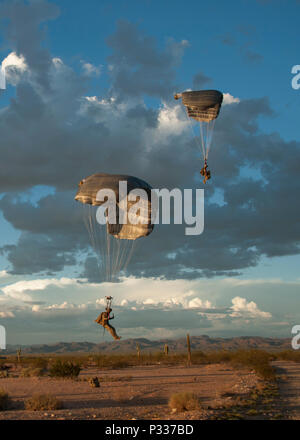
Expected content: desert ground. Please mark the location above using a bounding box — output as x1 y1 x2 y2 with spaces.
0 358 299 420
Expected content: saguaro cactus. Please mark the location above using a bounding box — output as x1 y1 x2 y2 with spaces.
186 334 192 366
136 342 141 361
17 347 22 364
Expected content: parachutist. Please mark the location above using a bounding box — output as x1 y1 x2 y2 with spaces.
175 90 222 181
95 307 121 341
200 162 211 184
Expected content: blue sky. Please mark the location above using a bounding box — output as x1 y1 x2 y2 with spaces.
0 0 299 345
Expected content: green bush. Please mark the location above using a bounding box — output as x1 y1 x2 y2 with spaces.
49 360 81 378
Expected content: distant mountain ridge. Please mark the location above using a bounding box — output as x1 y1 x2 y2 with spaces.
2 335 292 355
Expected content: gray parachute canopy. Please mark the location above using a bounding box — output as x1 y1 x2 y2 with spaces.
75 173 154 240
174 90 223 122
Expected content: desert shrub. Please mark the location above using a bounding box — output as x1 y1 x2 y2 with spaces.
29 357 48 370
0 389 10 411
274 350 300 363
25 394 63 411
20 367 45 377
229 350 276 381
94 355 132 370
168 392 201 412
49 360 81 378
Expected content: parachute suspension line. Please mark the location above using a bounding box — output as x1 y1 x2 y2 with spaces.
182 105 205 159
82 204 112 282
82 204 102 277
116 239 136 278
106 227 112 281
122 239 136 274
198 119 216 162
111 237 120 281
205 119 216 159
114 238 125 277
199 121 206 161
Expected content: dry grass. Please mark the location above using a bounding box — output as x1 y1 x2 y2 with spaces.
1 348 280 382
0 389 10 411
112 387 134 403
20 367 45 377
25 394 63 411
274 350 300 363
168 392 201 412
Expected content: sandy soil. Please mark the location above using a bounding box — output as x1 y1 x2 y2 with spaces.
0 363 261 420
273 361 300 420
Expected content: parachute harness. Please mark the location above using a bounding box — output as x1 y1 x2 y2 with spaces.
98 296 113 339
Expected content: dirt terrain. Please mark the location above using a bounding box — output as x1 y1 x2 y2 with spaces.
0 361 299 420
0 363 260 420
273 361 300 420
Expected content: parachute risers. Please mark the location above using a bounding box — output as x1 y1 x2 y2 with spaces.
175 89 223 182
106 295 113 310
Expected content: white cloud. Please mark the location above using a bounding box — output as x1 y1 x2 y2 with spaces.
52 57 64 69
2 277 82 296
0 311 15 318
1 52 28 86
156 103 189 140
32 301 88 313
223 93 240 105
2 52 27 71
187 297 212 309
81 62 102 77
230 296 271 319
0 271 9 278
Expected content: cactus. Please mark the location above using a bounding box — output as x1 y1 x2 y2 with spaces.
17 347 22 364
136 343 141 361
187 334 192 366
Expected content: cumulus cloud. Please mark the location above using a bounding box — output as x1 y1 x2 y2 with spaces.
0 311 15 318
223 93 240 105
81 62 102 77
0 0 59 90
2 277 81 296
1 52 28 85
230 296 271 319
